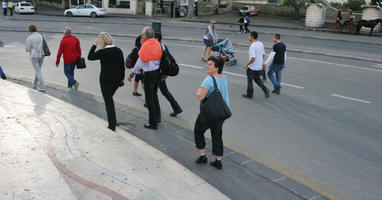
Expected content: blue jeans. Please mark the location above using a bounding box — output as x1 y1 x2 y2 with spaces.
64 63 77 87
267 64 284 88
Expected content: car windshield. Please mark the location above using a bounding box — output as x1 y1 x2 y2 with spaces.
21 3 31 6
241 7 248 10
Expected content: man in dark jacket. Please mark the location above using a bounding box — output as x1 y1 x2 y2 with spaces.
56 27 81 90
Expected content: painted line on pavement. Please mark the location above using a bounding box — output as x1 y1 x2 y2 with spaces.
179 63 305 89
330 94 371 104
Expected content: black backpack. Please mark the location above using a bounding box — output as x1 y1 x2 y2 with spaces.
160 45 179 76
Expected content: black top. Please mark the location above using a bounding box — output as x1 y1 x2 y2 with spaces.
88 45 125 84
272 42 286 65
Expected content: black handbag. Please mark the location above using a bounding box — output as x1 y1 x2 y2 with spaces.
200 76 231 124
41 34 51 56
75 38 86 69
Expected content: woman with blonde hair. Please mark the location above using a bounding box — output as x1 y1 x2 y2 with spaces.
88 32 125 131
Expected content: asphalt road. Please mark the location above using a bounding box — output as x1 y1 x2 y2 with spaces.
1 14 382 200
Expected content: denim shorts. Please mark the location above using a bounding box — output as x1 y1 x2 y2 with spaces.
203 38 213 47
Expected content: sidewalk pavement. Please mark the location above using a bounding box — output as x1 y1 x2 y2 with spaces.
0 79 229 200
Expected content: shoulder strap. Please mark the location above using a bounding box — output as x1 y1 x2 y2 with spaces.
210 76 218 90
75 37 80 54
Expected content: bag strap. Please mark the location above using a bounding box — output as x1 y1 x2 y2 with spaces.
75 37 80 54
210 76 218 91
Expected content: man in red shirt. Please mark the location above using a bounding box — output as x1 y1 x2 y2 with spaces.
56 27 81 90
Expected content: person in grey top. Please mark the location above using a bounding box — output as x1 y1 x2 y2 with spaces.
25 24 45 92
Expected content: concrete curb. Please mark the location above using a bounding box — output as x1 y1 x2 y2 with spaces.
0 79 230 200
1 28 381 64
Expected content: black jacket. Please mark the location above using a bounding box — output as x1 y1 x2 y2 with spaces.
88 45 125 85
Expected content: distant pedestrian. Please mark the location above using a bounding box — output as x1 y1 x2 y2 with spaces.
264 33 287 95
2 0 7 16
242 31 270 99
237 16 245 33
56 27 81 90
128 26 162 130
194 56 229 170
127 35 144 96
202 19 218 62
244 14 250 33
25 24 45 92
88 32 125 131
7 0 12 16
154 32 183 117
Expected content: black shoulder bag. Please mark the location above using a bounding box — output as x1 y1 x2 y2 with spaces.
200 76 231 124
75 38 86 69
41 34 51 56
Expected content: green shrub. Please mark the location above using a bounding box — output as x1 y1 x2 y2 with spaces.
343 0 365 11
330 2 342 9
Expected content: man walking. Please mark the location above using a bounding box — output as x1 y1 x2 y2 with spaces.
7 0 12 16
25 24 45 92
265 33 287 95
128 26 162 130
154 32 183 117
56 27 80 90
242 31 270 99
2 0 7 16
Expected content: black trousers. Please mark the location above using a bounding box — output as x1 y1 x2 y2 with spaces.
194 114 224 156
239 25 244 32
3 8 7 15
247 68 268 97
159 80 181 112
100 82 119 130
244 23 250 32
144 70 161 126
8 8 12 16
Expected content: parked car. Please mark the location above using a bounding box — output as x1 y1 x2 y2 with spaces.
239 6 259 16
14 1 35 14
64 5 106 18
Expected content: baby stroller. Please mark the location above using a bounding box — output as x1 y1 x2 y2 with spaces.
212 39 237 66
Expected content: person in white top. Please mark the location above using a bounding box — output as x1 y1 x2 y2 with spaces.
2 0 7 16
201 19 218 62
242 31 270 99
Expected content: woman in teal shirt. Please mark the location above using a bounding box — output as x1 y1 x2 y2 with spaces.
195 56 229 170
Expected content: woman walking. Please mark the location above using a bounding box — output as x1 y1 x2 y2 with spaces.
88 32 125 131
201 19 218 62
194 56 230 170
128 35 144 96
25 24 45 92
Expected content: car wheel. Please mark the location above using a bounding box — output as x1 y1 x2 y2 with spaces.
91 12 97 18
66 11 73 17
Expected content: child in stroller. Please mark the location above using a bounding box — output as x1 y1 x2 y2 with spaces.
211 39 237 66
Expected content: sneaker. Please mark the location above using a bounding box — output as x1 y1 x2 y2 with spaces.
272 88 278 94
74 82 79 90
209 160 222 170
195 155 208 165
133 92 142 96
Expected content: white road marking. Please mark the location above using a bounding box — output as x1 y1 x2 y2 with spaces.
272 176 287 182
179 63 305 89
330 93 371 104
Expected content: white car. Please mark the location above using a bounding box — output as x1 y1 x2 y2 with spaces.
239 6 259 16
15 2 35 14
64 5 106 18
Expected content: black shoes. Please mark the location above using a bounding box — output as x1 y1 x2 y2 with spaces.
133 92 142 96
170 109 183 117
144 123 157 130
195 155 208 164
271 87 281 95
210 160 223 170
242 94 253 99
265 89 270 99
